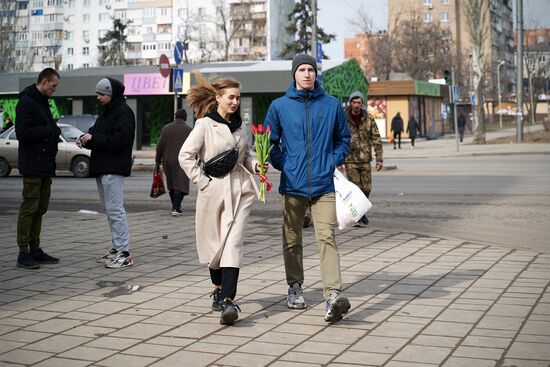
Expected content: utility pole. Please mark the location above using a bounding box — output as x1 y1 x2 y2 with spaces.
311 0 317 59
452 67 459 152
497 60 505 129
516 0 524 142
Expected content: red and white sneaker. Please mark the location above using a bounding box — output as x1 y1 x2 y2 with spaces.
105 253 134 268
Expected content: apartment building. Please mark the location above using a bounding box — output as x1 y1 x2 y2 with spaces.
385 0 515 99
8 0 292 72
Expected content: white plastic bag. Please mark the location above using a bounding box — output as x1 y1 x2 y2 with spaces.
334 168 372 230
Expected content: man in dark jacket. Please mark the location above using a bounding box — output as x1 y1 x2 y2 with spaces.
155 109 192 216
15 68 61 269
406 114 420 149
265 54 351 323
391 112 404 149
77 77 135 268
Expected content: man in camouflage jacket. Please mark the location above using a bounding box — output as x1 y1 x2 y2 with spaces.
344 91 383 225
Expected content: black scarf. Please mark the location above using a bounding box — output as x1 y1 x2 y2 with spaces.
206 109 242 133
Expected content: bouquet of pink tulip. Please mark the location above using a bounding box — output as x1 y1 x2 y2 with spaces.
252 123 273 203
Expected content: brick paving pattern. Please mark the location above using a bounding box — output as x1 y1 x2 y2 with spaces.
0 209 549 366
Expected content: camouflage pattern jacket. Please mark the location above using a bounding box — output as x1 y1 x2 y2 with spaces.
344 107 383 164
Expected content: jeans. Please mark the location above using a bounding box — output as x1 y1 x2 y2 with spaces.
282 193 342 299
17 176 52 251
96 174 129 253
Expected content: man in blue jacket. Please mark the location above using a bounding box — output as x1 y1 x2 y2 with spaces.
77 77 135 268
265 54 351 322
15 68 61 269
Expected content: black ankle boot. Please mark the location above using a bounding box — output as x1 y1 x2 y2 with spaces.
210 288 222 311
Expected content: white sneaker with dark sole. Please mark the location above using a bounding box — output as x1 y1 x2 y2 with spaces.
105 253 134 268
97 249 118 264
324 292 351 323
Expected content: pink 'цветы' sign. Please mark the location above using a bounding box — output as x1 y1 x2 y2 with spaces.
124 73 170 95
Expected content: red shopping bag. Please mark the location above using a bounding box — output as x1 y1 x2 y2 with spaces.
150 168 166 198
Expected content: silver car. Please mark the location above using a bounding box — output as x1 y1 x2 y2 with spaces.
0 123 91 178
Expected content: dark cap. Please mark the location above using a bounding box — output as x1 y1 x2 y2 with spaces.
292 54 318 80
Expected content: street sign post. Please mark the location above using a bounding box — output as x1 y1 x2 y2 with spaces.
159 54 170 78
174 41 184 65
173 68 184 94
315 41 323 83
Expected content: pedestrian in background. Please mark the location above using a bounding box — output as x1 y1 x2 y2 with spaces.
344 91 383 226
15 68 61 269
265 54 352 323
76 77 135 268
179 71 264 326
406 114 420 149
458 113 466 143
155 109 192 216
391 112 404 149
3 116 14 132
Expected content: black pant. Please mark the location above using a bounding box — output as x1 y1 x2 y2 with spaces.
210 267 239 300
169 190 185 211
410 137 416 147
394 132 402 148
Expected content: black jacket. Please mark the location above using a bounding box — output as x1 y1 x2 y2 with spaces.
84 78 135 177
391 114 404 134
15 84 61 176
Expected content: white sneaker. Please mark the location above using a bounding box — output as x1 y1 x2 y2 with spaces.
105 253 134 268
287 283 306 309
97 249 118 263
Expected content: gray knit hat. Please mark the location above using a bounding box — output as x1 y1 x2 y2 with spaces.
95 78 113 96
349 91 364 102
291 54 317 80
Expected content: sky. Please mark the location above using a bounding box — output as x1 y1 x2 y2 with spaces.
318 0 387 60
317 0 550 60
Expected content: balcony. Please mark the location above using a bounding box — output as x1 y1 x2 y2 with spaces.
42 22 64 31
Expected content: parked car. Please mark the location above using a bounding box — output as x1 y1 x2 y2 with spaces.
57 114 96 133
0 123 91 178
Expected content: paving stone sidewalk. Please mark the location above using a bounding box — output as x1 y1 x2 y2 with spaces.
0 209 549 367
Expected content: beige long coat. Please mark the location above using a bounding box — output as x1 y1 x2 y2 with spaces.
178 116 258 268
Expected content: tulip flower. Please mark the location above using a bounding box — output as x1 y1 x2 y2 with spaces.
252 123 273 202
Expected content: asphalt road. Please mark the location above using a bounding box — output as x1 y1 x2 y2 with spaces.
1 154 549 253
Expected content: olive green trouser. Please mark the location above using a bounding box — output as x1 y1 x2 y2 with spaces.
17 176 52 251
282 193 342 299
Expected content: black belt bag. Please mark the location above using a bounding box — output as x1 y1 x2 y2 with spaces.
203 146 239 178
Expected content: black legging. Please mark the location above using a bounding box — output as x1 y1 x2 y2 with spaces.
209 267 239 300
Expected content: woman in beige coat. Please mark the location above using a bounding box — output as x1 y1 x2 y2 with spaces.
178 72 264 326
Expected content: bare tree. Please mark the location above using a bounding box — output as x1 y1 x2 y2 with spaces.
464 0 489 144
391 9 451 80
212 0 251 61
0 1 16 72
523 28 550 125
349 6 392 80
176 2 197 64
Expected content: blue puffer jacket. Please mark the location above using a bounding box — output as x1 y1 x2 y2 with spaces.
265 81 350 199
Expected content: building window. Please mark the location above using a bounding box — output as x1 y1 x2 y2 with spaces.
83 14 90 22
198 7 206 16
64 31 72 40
83 47 89 55
441 0 449 4
441 12 449 22
442 29 451 40
67 47 73 56
67 64 73 70
160 8 168 16
423 0 432 6
143 8 154 17
83 30 90 41
99 13 110 21
115 10 126 19
83 63 90 68
422 13 432 22
100 0 111 5
83 0 90 6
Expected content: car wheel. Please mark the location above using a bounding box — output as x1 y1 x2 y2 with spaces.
0 157 12 177
71 156 90 178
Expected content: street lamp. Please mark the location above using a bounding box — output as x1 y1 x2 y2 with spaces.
497 60 505 129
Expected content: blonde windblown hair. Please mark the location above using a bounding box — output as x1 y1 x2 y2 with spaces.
186 71 240 118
